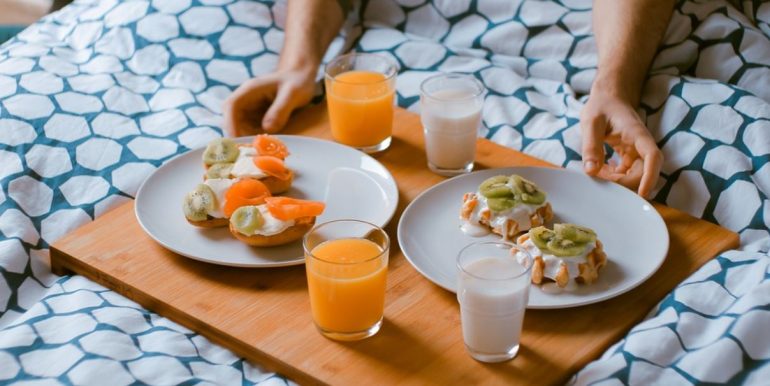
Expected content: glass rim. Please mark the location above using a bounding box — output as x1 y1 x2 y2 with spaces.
456 241 532 281
324 52 399 84
420 72 485 102
303 218 390 265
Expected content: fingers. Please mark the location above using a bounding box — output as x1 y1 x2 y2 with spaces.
261 87 293 133
262 83 302 133
614 160 643 190
222 96 242 137
222 78 277 137
612 146 637 174
580 111 608 176
636 135 664 199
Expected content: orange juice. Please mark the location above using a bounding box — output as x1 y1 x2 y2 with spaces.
306 238 388 333
326 70 395 148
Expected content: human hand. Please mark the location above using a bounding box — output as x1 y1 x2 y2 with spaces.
579 91 663 199
223 69 316 136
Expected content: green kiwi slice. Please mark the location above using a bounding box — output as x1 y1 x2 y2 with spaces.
230 206 264 235
479 176 514 198
546 237 588 257
529 226 555 250
510 175 546 205
183 184 217 221
487 197 516 212
203 138 239 165
554 223 596 243
206 162 234 179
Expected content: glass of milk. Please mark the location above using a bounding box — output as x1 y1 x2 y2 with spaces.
420 73 485 176
456 241 532 363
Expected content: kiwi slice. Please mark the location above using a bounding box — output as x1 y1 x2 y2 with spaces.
510 175 546 205
479 176 514 198
487 197 516 212
230 206 264 235
206 162 234 179
183 184 217 222
529 226 555 250
546 237 588 257
203 138 239 165
554 223 596 243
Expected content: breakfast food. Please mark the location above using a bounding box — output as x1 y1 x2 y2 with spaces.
185 135 326 247
202 135 294 194
183 178 268 228
229 197 325 247
460 174 553 239
515 224 607 288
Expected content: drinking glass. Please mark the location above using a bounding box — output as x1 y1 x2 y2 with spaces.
325 53 398 154
303 219 390 341
420 73 485 176
457 241 532 362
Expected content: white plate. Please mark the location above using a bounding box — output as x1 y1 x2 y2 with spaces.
135 135 398 267
397 167 669 309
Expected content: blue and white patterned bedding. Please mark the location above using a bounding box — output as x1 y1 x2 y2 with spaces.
0 0 769 384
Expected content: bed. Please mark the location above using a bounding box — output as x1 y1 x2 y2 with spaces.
0 0 768 384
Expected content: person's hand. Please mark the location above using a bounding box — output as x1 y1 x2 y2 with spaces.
580 91 663 199
223 69 316 136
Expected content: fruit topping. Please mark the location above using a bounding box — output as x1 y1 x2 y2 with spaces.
554 223 596 243
203 138 239 165
230 206 264 235
510 175 546 205
254 134 289 159
183 184 217 221
223 179 271 217
253 156 292 181
487 197 516 212
528 224 597 257
479 176 513 199
205 162 233 179
264 197 325 221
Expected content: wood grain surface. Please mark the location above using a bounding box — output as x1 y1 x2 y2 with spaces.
51 104 739 385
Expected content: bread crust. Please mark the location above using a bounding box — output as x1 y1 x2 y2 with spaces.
203 166 294 194
229 216 315 247
186 216 229 228
259 171 293 194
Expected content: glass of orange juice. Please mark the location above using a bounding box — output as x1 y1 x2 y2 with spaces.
303 219 390 341
324 53 398 154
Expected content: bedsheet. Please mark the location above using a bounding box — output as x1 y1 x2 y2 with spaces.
0 0 768 384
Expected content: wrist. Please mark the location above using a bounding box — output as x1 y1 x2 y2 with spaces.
591 71 642 106
276 61 319 83
278 54 319 79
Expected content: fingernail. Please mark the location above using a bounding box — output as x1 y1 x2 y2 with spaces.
584 161 596 172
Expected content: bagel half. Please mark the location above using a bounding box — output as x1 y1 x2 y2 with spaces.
258 171 293 195
229 216 315 247
203 166 293 195
186 216 229 228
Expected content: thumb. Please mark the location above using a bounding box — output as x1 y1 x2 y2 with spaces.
262 85 299 133
580 113 607 176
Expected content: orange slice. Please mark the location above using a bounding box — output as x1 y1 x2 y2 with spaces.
254 134 289 160
264 197 325 221
253 156 292 181
223 179 271 217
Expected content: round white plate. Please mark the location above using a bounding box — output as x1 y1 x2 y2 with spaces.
397 167 669 309
135 135 399 267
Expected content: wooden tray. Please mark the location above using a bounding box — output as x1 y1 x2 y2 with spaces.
51 105 739 385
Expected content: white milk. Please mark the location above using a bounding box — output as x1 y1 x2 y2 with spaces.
457 257 530 360
421 89 482 170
